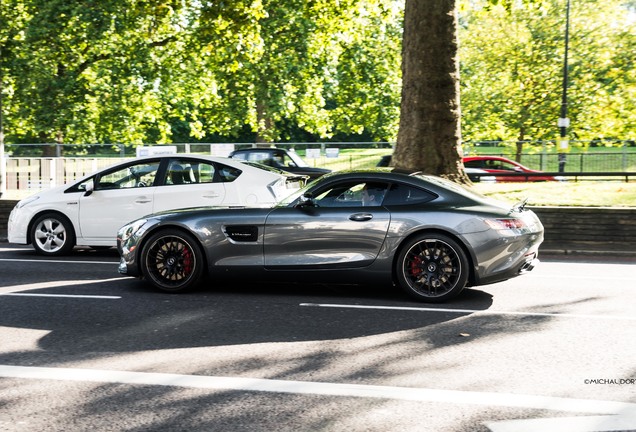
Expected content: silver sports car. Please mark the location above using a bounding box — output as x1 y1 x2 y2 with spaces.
117 170 543 302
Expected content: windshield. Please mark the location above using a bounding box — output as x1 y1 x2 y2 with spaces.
287 151 309 167
277 176 323 206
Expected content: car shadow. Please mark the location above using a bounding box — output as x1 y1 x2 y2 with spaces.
0 271 495 362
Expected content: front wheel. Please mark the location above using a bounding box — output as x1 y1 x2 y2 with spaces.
395 233 469 303
140 230 205 293
30 213 76 256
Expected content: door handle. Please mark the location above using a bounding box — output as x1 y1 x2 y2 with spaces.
349 213 373 222
135 197 152 204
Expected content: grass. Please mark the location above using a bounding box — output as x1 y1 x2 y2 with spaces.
297 147 636 207
471 181 636 207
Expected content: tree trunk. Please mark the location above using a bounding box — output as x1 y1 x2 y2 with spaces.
515 128 525 163
255 101 274 146
393 0 468 184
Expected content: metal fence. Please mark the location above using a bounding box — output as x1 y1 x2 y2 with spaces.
1 141 635 199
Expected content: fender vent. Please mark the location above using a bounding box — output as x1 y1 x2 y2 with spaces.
224 225 258 242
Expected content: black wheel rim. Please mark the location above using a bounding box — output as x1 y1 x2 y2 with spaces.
146 235 196 288
402 239 461 298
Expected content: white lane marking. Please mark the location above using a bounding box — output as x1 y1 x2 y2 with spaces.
0 258 116 265
1 293 120 299
528 273 634 282
0 365 633 417
300 303 636 321
487 413 636 432
0 277 127 296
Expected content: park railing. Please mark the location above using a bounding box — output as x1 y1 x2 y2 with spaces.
470 172 636 182
1 141 635 198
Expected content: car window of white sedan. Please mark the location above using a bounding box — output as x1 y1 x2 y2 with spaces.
167 160 201 185
95 161 161 190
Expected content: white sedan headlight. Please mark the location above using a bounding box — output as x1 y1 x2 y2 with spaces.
15 196 40 209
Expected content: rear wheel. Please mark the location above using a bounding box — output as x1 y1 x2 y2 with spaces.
140 230 204 292
395 233 468 302
30 213 75 256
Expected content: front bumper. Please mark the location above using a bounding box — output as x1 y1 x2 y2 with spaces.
7 207 29 244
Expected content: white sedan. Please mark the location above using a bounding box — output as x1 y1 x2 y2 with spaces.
8 155 305 255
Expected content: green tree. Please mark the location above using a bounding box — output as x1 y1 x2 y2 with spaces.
459 0 636 155
188 0 402 143
328 1 403 141
2 0 193 151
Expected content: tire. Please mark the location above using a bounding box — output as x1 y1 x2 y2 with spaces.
30 213 76 256
140 230 205 293
395 233 469 303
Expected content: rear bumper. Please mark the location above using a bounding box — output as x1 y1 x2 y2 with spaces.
472 246 541 286
519 255 539 273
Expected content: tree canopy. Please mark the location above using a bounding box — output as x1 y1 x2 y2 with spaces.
0 0 633 159
460 0 636 150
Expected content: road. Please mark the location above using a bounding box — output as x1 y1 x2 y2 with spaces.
0 243 635 432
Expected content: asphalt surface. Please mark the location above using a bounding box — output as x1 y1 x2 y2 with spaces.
1 244 635 431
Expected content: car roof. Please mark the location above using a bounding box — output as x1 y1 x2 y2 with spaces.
463 155 518 163
300 169 496 207
62 154 284 185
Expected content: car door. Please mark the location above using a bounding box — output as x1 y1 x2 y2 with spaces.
152 158 228 211
263 180 391 269
78 160 160 241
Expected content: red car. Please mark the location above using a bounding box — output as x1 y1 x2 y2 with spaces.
462 156 560 182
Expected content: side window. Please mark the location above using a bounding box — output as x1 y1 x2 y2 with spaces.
313 181 388 207
72 178 92 193
501 161 521 171
383 183 437 206
217 163 242 182
97 161 160 190
280 153 297 168
485 159 506 170
167 160 198 185
464 160 482 169
243 151 282 169
196 162 216 183
244 151 271 164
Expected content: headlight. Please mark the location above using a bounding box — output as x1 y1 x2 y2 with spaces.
16 196 40 209
118 218 148 242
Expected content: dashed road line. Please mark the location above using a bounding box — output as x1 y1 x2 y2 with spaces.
0 258 117 265
300 303 636 321
1 293 120 299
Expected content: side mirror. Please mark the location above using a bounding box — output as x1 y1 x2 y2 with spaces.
84 179 94 197
297 193 316 207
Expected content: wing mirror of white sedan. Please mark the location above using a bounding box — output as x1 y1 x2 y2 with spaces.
84 179 95 197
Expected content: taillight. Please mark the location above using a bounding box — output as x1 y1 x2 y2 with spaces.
484 218 527 230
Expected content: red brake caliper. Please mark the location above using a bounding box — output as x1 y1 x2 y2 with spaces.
182 246 193 275
410 255 423 276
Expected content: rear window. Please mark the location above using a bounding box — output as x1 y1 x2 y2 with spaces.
383 183 437 205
